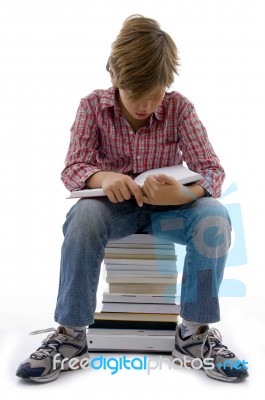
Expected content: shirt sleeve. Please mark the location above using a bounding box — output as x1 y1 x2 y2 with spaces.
61 99 102 191
178 105 225 198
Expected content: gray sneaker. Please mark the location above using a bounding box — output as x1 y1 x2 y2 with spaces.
16 326 90 383
173 324 249 382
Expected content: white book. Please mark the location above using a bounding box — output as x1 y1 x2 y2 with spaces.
108 282 177 295
86 333 175 352
104 259 177 266
105 271 178 278
87 328 176 336
105 247 176 256
67 165 202 199
106 276 177 284
105 265 177 272
101 302 180 314
106 243 175 250
102 293 180 304
105 254 176 260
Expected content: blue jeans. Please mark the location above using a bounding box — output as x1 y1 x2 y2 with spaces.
54 197 231 326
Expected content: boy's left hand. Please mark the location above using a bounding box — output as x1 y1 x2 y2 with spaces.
141 174 195 206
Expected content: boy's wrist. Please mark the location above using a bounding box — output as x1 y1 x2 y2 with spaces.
178 183 206 204
85 171 112 189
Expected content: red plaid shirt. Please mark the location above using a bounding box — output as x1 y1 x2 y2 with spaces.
62 87 225 198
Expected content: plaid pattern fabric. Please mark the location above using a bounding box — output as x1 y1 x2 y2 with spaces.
62 87 225 197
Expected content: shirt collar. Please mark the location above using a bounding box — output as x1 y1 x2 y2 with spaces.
100 86 165 121
153 103 164 121
100 86 117 109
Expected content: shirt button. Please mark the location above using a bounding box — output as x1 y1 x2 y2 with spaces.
137 155 141 160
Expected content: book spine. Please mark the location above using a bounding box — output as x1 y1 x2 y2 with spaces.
104 259 177 266
102 294 180 304
101 303 180 314
105 249 176 256
106 277 177 284
105 265 177 272
108 284 177 295
104 254 177 260
104 270 178 279
89 320 178 330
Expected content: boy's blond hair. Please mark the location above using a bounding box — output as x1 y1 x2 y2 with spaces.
106 15 180 99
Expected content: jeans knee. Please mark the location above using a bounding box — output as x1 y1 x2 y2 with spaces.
190 198 231 259
193 198 231 225
62 199 104 237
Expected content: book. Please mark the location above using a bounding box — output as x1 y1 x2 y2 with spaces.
104 271 177 277
102 293 180 304
89 319 177 330
104 259 177 266
101 302 180 314
104 254 177 260
94 233 179 344
85 333 175 353
108 283 177 294
106 234 174 245
106 243 175 250
87 328 176 335
106 276 177 284
93 312 178 322
67 165 202 199
105 264 177 272
104 247 176 256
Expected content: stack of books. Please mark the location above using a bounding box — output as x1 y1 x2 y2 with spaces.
87 234 179 353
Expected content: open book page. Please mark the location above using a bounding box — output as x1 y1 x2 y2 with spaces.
67 164 202 199
67 187 106 199
133 164 201 186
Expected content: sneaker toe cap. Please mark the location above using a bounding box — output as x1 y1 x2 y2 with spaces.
221 365 249 381
16 362 46 379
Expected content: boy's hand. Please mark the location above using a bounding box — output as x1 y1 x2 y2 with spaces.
141 174 200 206
101 172 144 207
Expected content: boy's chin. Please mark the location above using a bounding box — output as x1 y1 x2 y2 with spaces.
135 112 151 120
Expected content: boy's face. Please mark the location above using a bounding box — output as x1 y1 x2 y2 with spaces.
118 87 165 122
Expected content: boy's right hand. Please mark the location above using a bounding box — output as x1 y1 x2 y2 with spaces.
86 171 144 207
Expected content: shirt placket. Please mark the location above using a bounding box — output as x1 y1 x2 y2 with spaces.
133 128 148 172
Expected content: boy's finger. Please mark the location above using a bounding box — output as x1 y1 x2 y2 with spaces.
142 179 153 196
120 186 133 201
130 184 144 207
154 174 176 184
105 190 118 203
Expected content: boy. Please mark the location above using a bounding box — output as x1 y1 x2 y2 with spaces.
16 15 248 383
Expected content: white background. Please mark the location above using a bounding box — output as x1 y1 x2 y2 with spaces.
0 0 264 397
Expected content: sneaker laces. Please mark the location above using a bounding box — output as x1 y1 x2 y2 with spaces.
201 327 234 361
29 327 74 359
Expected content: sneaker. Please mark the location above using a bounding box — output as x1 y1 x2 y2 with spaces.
172 324 249 382
16 326 90 383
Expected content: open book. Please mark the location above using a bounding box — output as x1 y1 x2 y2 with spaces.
67 164 202 199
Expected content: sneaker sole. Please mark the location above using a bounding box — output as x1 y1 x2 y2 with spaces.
16 367 61 383
204 367 249 383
